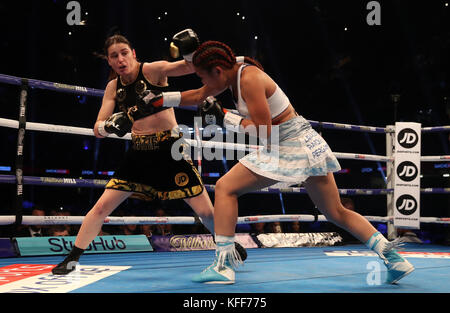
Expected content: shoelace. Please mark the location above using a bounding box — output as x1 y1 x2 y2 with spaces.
382 237 406 264
382 237 406 254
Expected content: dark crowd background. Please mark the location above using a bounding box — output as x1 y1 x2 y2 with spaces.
0 1 448 242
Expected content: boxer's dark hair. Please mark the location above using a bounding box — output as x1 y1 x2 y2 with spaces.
193 41 263 72
104 34 134 57
93 35 135 81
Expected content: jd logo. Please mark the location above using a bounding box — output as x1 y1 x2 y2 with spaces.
397 128 418 149
397 161 418 182
396 195 418 215
175 172 189 187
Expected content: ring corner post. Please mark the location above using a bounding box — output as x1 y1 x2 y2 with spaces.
14 79 29 230
386 125 397 240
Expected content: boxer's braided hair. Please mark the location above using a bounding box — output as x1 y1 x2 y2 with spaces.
193 41 263 72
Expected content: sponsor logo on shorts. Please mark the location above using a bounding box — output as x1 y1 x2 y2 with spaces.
175 172 189 186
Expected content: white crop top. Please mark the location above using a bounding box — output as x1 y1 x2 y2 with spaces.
231 64 290 119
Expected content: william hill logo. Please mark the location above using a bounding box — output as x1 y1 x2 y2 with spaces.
169 235 215 250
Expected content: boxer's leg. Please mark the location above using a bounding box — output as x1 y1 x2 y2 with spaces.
52 189 131 275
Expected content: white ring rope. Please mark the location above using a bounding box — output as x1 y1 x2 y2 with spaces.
0 214 448 226
1 117 448 162
0 117 130 140
1 75 449 237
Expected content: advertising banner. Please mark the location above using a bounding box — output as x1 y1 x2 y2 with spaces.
256 232 343 248
151 233 258 252
0 265 130 293
15 235 152 256
393 122 421 229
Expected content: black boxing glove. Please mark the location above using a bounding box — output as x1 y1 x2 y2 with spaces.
200 96 225 126
200 96 243 132
127 90 157 122
170 29 200 62
127 90 182 122
97 112 132 137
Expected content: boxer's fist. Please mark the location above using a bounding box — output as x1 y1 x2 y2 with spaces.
99 112 132 137
199 96 226 126
170 29 200 62
200 96 244 132
127 91 162 122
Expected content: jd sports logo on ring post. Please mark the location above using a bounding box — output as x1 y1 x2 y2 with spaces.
393 122 421 229
397 128 419 149
396 161 418 182
395 195 418 216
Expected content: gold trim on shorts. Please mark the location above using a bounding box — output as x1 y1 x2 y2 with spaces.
131 130 182 151
105 179 203 201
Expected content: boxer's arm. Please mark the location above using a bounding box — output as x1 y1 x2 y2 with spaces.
239 68 272 138
142 84 226 109
94 79 117 138
143 60 195 79
179 85 217 106
143 28 199 80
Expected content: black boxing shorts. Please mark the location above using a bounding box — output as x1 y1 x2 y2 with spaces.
105 130 204 201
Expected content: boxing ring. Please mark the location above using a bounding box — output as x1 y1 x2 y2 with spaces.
0 74 450 294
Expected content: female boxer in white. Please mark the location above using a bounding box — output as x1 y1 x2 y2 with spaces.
144 40 415 285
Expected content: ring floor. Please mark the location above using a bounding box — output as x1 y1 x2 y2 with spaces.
1 243 449 293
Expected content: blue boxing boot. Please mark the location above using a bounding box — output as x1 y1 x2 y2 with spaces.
192 235 243 284
365 231 415 284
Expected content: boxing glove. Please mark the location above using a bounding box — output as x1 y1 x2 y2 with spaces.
98 112 132 137
170 29 200 62
200 96 243 132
